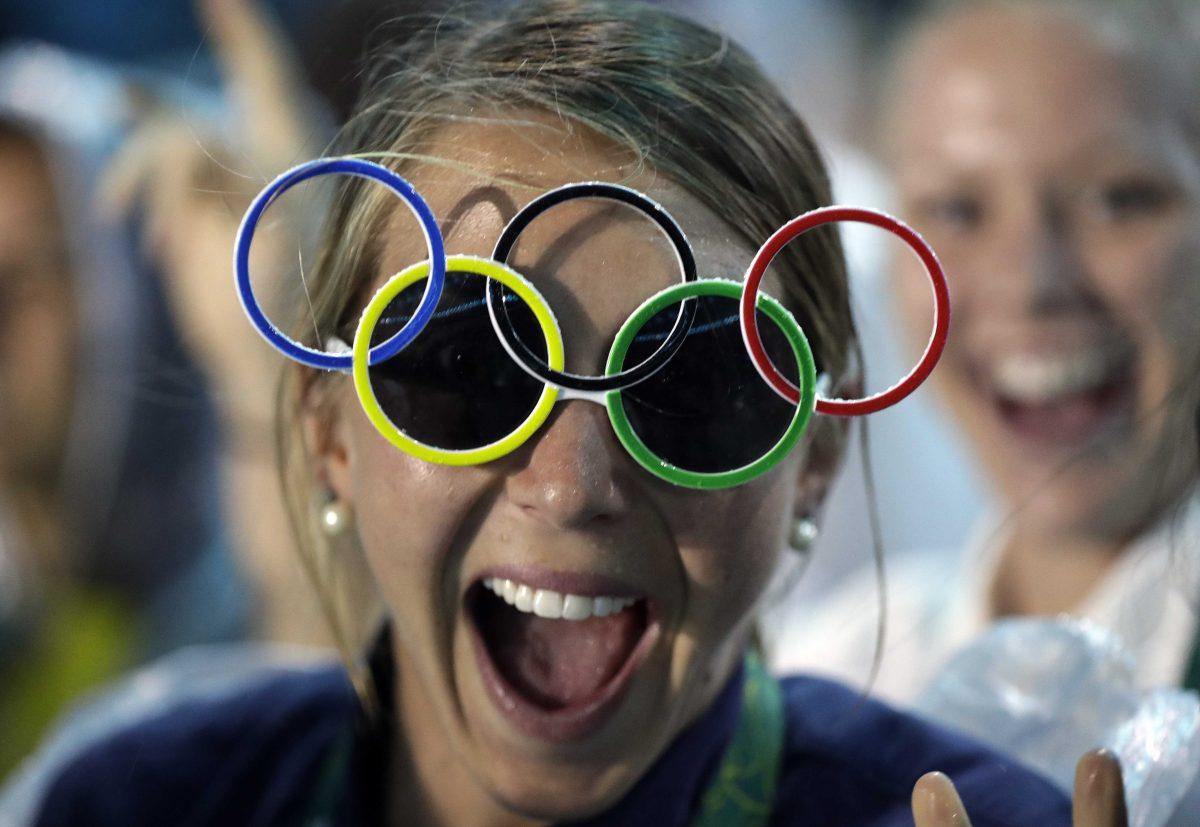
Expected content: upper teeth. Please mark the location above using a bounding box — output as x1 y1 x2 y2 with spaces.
483 578 638 620
991 351 1122 403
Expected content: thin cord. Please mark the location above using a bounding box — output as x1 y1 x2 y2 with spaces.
297 247 322 346
859 413 888 695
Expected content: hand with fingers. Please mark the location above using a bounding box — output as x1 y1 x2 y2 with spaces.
99 0 335 646
912 750 1128 827
101 0 321 416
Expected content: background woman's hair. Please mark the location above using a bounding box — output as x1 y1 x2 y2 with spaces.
273 0 859 688
868 0 1200 159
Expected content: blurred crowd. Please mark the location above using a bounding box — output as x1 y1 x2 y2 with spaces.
0 0 1197 820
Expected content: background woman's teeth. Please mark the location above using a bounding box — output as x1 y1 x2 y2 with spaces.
533 590 564 618
992 351 1118 402
481 578 641 620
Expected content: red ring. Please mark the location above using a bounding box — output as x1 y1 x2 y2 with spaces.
739 206 950 416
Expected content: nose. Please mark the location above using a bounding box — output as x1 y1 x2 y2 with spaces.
1027 198 1101 314
504 400 630 529
983 194 1101 316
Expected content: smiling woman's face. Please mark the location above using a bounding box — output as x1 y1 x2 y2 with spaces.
888 6 1200 540
314 113 808 820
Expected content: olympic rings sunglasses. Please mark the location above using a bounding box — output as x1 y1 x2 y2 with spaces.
235 158 949 489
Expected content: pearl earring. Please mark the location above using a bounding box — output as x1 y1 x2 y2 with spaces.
788 518 819 553
320 497 352 537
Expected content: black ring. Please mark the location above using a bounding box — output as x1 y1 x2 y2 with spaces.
487 181 698 392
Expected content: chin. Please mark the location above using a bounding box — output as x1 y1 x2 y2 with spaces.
998 463 1135 539
1016 487 1109 536
479 758 636 822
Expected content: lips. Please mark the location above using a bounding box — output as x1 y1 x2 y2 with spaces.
977 346 1136 450
465 567 660 742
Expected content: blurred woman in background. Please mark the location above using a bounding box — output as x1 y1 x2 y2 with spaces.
0 49 253 777
777 0 1200 702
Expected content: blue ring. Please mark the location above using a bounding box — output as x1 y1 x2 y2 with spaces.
233 157 446 371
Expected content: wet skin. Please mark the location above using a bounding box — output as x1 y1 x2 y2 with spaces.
311 112 819 826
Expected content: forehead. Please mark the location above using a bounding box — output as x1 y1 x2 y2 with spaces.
374 111 774 368
380 110 754 276
890 7 1165 172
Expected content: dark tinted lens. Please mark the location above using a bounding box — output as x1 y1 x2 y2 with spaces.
367 273 546 450
619 295 798 473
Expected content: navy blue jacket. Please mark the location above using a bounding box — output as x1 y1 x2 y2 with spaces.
32 650 1071 827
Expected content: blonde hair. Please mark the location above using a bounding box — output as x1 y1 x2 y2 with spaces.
275 0 859 688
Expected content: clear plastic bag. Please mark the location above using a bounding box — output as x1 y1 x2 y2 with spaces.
915 617 1200 827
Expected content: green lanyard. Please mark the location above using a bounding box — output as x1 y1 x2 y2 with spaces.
691 650 786 827
304 651 786 827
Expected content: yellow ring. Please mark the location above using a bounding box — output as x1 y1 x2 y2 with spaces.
352 255 563 465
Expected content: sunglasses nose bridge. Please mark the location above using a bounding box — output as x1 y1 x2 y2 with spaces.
555 387 612 407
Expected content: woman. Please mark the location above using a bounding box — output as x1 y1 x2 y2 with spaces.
23 2 1121 824
775 0 1200 704
0 49 252 777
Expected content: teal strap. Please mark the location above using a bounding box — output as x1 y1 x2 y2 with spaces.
691 651 786 827
304 728 354 826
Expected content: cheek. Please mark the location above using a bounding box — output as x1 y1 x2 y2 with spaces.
0 294 75 463
345 416 493 619
892 254 975 399
1091 226 1187 301
18 297 74 402
892 253 943 348
664 471 792 633
1089 221 1200 366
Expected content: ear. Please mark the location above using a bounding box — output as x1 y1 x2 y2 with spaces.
301 367 355 505
793 417 846 523
792 373 862 523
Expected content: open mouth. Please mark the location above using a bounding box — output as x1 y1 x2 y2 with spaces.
982 347 1137 450
466 570 659 742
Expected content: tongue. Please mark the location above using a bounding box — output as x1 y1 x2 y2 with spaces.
486 600 643 709
997 383 1124 446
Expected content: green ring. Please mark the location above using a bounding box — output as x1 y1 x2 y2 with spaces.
352 255 564 466
605 279 816 489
